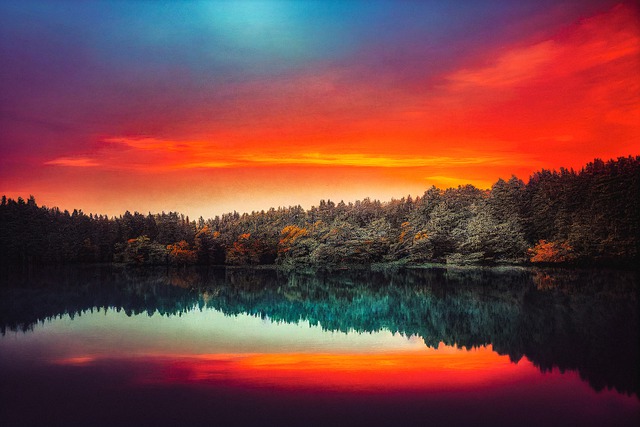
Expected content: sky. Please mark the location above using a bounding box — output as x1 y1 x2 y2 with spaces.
1 0 639 218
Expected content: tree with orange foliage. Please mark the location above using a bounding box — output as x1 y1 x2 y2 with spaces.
528 240 575 263
278 225 308 254
276 225 315 267
116 235 168 264
167 240 197 265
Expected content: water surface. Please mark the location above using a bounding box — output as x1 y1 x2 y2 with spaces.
1 266 638 426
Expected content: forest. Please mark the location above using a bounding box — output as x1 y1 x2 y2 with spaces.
1 156 638 268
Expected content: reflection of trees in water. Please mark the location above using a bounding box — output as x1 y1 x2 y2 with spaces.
0 265 637 397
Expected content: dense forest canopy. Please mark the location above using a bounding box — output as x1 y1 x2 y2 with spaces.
1 156 638 267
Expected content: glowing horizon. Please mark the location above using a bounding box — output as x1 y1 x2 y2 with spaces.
1 1 638 218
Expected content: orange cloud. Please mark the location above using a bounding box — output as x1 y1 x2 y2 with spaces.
447 40 558 90
45 157 101 167
46 137 525 172
242 153 515 168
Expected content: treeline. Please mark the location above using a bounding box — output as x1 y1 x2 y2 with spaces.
1 156 638 267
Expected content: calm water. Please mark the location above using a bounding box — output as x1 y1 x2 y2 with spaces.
1 265 638 427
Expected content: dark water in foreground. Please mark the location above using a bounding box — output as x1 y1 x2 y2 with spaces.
0 265 638 427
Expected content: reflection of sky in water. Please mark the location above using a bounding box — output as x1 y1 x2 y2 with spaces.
2 301 639 427
1 307 430 360
0 307 548 393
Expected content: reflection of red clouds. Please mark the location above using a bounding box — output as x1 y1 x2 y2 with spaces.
129 345 537 392
54 356 96 365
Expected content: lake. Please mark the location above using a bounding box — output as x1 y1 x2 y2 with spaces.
1 265 638 427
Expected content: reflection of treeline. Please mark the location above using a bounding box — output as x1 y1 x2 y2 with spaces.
0 266 205 334
1 156 639 267
1 265 637 397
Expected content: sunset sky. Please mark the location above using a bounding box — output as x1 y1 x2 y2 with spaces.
1 0 638 218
